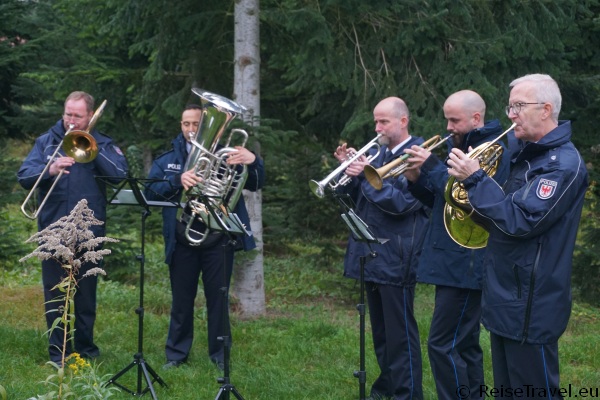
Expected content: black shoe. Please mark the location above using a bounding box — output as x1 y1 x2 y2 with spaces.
163 360 186 370
212 360 225 371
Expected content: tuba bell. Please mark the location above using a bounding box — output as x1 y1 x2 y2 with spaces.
443 123 516 249
181 89 250 246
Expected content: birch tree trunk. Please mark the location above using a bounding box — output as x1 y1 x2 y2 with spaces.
232 0 265 317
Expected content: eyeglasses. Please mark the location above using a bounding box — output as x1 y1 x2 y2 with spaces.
505 102 545 116
63 113 86 121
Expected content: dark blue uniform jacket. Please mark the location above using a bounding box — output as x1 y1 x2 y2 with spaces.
340 136 429 287
17 120 129 237
145 133 265 265
462 120 588 344
408 120 510 290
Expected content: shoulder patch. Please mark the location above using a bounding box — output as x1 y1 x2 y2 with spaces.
536 178 557 200
113 145 124 156
156 149 175 159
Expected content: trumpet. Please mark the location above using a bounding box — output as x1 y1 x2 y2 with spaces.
309 134 382 198
20 100 106 219
443 122 516 249
364 134 454 190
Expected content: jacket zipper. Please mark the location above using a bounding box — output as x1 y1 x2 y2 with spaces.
521 242 542 343
402 214 416 283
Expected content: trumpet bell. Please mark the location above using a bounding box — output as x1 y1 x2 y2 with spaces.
63 130 98 163
309 180 326 198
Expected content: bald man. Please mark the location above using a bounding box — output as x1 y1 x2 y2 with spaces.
336 97 428 400
403 90 510 400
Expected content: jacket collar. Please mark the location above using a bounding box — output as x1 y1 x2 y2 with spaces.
512 120 572 162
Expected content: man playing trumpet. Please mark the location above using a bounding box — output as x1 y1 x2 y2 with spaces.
336 97 428 400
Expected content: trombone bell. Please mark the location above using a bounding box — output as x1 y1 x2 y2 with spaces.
63 130 98 163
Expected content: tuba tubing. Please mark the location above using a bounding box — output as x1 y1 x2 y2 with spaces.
364 133 454 190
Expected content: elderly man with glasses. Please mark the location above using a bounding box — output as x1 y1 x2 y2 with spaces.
447 74 589 399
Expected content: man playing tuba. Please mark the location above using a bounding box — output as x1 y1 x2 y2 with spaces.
145 102 264 370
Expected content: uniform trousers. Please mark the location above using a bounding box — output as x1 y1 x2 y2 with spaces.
42 258 99 363
366 282 423 400
428 285 484 400
488 333 562 400
165 236 234 364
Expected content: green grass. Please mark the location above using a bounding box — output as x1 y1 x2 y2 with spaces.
1 242 599 399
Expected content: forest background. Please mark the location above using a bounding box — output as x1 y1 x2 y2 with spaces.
1 0 600 398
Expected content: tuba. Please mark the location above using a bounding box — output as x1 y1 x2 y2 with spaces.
181 89 250 246
21 100 106 219
443 123 516 249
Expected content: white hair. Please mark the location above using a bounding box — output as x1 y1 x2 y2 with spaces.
510 74 561 122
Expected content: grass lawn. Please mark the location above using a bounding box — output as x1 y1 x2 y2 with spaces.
0 242 599 399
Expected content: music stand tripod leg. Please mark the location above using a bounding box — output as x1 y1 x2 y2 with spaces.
214 238 245 400
353 253 373 400
105 207 167 399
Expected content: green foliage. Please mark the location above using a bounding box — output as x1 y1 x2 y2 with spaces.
1 239 599 399
0 205 37 271
573 176 600 306
1 0 600 305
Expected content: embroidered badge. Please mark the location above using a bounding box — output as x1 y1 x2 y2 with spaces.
536 178 557 199
113 145 124 156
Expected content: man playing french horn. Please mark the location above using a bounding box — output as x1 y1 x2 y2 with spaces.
336 96 428 400
446 74 588 400
403 90 510 400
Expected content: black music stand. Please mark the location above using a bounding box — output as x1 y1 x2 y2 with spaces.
98 177 179 399
335 194 387 400
187 194 249 400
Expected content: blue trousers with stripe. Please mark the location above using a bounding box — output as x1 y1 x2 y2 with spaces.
488 333 562 400
427 285 484 400
366 283 423 400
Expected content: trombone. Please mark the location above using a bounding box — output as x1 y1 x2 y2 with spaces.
20 100 106 219
309 134 382 198
364 134 454 190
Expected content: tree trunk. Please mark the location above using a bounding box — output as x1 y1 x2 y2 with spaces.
232 0 265 318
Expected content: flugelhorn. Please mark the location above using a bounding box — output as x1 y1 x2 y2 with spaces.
20 100 106 219
309 134 382 198
364 134 454 190
443 122 516 249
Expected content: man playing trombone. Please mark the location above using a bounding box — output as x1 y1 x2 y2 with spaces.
17 91 128 365
335 97 428 400
402 90 509 400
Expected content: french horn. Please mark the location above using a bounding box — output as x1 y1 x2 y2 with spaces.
443 123 516 249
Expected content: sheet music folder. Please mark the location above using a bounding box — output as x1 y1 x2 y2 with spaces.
112 188 181 208
96 176 181 209
335 194 387 245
